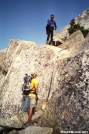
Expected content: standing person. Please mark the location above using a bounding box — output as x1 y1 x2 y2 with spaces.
46 14 57 45
23 71 39 127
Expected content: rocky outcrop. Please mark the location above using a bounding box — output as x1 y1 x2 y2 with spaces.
0 49 7 92
18 126 53 134
0 126 53 134
53 36 64 46
2 40 36 72
0 49 6 71
75 9 89 29
40 32 89 133
0 30 89 133
54 8 89 40
0 39 62 128
58 30 84 49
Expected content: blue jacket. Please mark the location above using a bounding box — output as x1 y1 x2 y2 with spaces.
47 19 57 30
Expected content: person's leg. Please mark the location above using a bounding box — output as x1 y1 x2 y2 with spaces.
50 30 53 44
28 97 36 122
46 25 48 34
28 107 33 122
46 30 50 44
23 97 36 128
22 108 32 128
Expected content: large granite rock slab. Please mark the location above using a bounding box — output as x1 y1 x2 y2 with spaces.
0 17 89 133
0 39 62 128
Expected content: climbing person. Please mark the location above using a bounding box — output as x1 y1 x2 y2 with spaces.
23 71 39 127
46 14 57 45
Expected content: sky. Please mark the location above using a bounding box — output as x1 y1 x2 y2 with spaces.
0 0 89 50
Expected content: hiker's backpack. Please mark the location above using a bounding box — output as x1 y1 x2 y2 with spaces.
22 75 31 95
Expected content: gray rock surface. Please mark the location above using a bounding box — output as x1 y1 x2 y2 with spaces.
0 39 62 128
0 49 7 84
0 127 3 133
40 33 89 132
18 126 53 134
0 30 89 132
0 49 6 70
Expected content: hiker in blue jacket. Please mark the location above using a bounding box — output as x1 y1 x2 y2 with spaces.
46 14 57 45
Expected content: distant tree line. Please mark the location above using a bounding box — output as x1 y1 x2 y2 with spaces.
68 18 89 37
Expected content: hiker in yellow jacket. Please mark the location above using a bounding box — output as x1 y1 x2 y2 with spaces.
23 71 38 127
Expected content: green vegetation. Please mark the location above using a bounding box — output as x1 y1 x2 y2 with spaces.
68 18 89 37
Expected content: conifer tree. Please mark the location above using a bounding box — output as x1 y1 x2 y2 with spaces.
68 18 89 37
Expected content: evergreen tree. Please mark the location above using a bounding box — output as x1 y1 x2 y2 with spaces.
68 18 89 37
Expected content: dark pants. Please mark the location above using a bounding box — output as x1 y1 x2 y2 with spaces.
46 29 53 43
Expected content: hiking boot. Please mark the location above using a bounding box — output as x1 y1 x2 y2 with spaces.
22 121 32 128
50 43 52 45
26 122 32 127
49 40 53 45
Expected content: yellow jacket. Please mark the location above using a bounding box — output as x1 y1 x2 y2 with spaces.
28 78 38 97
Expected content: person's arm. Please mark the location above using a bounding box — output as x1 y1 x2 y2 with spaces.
34 79 38 93
46 20 49 31
34 83 38 98
54 21 57 30
34 84 38 91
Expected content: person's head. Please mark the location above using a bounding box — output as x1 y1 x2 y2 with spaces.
30 70 37 78
50 14 54 20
